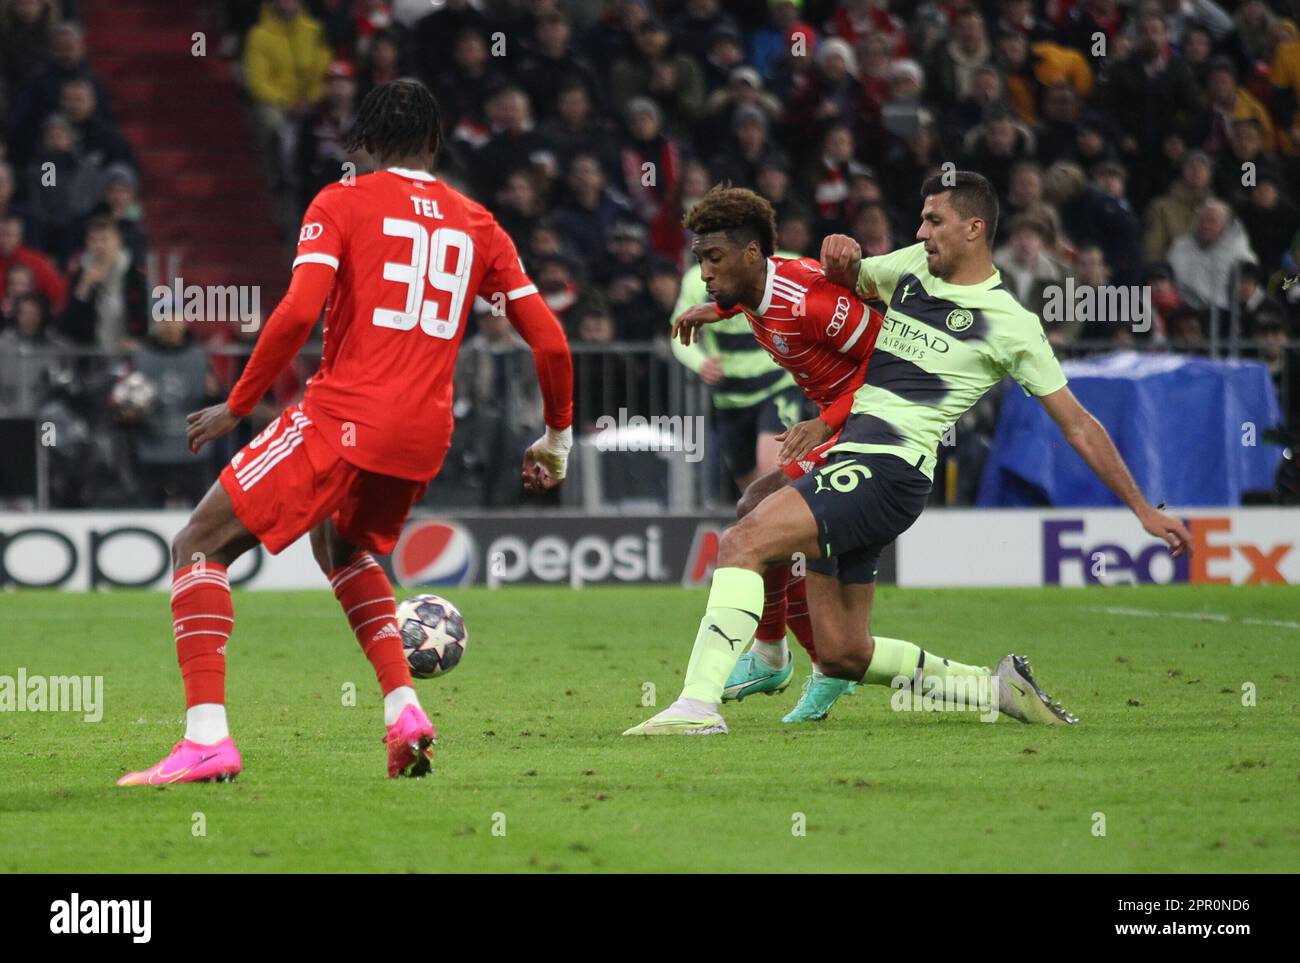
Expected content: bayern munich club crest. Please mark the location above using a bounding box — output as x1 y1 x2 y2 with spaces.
771 333 791 354
392 520 477 587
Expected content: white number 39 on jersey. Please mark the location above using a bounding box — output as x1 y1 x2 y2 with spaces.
374 218 474 340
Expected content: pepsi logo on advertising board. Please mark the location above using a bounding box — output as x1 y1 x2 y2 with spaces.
393 520 476 587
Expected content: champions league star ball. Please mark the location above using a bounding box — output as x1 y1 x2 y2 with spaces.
397 594 468 679
109 371 157 423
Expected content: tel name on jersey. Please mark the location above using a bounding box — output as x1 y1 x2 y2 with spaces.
291 167 537 481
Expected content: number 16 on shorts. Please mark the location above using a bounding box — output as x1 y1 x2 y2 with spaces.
813 460 873 494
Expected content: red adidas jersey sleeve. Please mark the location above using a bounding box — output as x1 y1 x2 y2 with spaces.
293 184 350 273
819 377 860 431
481 222 573 431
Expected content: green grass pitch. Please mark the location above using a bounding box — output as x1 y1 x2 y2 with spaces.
2 584 1297 873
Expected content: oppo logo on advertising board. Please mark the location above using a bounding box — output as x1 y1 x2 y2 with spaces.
0 526 262 589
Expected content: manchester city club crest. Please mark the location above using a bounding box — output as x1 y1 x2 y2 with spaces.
771 333 791 354
945 308 974 332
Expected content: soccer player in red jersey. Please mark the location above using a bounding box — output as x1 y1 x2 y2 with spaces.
669 186 883 722
118 81 574 785
630 172 1185 737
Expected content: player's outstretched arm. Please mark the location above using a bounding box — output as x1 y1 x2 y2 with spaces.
1038 386 1191 557
505 294 575 492
775 416 834 466
187 262 334 454
775 378 860 465
185 401 243 455
773 359 867 465
672 302 725 347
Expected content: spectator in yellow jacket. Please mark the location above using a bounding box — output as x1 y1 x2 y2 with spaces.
1195 57 1276 153
1030 40 1093 101
243 0 332 195
244 0 331 110
997 29 1093 125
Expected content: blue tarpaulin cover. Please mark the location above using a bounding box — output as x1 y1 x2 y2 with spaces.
977 352 1284 507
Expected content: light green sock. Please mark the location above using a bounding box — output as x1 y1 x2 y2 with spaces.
680 567 763 703
863 636 990 704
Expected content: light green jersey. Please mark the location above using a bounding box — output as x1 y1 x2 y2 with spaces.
832 242 1067 479
670 258 797 409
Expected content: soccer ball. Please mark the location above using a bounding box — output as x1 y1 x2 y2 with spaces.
109 371 157 423
397 594 467 679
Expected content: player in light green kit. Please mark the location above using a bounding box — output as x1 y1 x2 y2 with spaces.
627 171 1192 736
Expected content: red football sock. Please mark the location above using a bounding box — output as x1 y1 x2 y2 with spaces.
785 570 818 665
329 551 412 695
172 561 233 708
755 563 790 643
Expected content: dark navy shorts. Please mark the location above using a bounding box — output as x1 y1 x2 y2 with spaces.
793 451 932 583
715 386 806 479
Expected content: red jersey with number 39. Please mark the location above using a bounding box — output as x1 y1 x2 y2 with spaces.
292 167 538 479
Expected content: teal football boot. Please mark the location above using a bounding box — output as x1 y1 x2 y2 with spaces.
722 650 794 702
782 671 856 722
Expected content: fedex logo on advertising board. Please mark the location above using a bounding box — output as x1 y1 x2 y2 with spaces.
1044 517 1294 585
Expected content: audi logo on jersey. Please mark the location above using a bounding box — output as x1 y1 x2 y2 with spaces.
825 295 852 336
299 222 324 242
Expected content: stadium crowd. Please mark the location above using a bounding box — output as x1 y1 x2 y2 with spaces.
0 0 1297 509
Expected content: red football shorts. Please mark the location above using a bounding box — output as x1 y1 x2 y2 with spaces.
782 431 842 480
219 403 428 555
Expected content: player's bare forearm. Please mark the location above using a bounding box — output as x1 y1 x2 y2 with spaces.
1064 414 1147 513
1040 386 1191 556
672 303 722 347
186 401 242 454
775 416 833 466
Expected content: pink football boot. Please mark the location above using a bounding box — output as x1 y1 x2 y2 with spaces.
116 737 242 786
386 704 437 778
